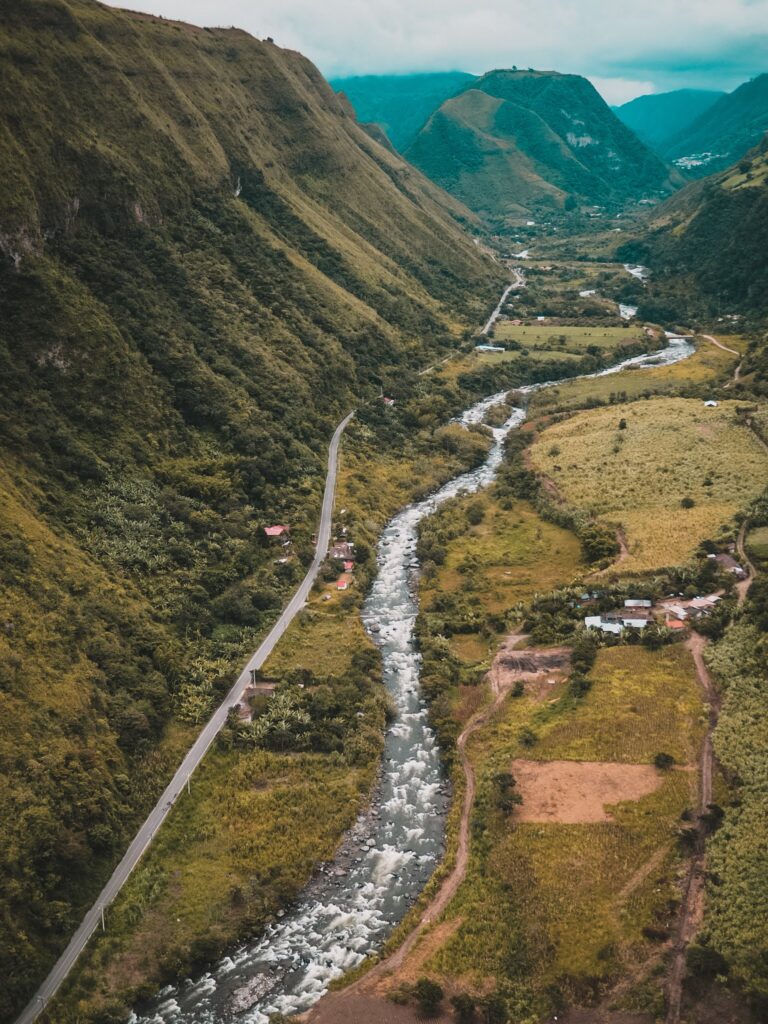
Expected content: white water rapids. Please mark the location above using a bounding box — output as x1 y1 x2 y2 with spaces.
132 336 694 1024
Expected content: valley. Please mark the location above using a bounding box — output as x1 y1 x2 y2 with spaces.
2 4 768 1024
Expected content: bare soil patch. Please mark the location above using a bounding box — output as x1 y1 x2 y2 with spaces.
488 635 570 699
511 760 663 823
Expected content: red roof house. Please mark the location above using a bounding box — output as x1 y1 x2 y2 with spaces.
264 525 289 539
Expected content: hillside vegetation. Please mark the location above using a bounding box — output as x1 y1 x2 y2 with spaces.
626 135 768 319
404 69 678 223
0 1 504 1017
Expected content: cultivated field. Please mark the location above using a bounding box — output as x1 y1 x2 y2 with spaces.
422 643 702 1007
494 323 646 349
529 396 768 571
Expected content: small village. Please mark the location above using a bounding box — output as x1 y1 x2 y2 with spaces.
582 551 747 635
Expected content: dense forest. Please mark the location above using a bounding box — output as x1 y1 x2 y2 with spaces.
0 1 504 1017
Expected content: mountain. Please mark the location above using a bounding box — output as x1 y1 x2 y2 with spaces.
329 72 476 151
403 69 679 223
663 73 768 176
621 134 768 318
614 89 724 154
0 1 502 1018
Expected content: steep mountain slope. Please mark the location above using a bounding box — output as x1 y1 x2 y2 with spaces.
0 2 502 1018
404 69 678 223
614 89 723 154
329 72 476 151
621 134 768 318
664 73 768 175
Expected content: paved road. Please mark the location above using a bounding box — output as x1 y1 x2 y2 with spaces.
15 410 355 1024
480 268 525 335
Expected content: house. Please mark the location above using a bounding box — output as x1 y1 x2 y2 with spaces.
475 344 505 352
585 608 653 634
624 599 652 608
264 524 289 540
703 400 719 408
336 579 350 591
382 396 395 406
713 553 747 578
330 541 355 560
343 560 355 572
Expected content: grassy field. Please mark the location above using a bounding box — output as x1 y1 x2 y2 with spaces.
528 337 740 415
494 324 646 349
421 643 702 1011
529 397 768 571
420 491 584 664
746 525 768 562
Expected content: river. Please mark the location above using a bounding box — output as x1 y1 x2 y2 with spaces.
133 337 694 1024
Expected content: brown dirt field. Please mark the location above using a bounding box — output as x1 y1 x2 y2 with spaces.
304 992 454 1024
559 1010 653 1024
511 760 663 823
488 632 569 699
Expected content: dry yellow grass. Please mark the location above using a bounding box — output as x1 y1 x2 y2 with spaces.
530 397 768 570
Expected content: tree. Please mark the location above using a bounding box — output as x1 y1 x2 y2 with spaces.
681 496 696 509
654 752 675 770
413 977 444 1016
451 993 476 1022
493 771 522 815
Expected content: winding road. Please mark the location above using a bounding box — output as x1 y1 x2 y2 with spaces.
15 411 356 1024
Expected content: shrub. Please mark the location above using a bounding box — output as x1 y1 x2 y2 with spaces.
412 977 444 1016
654 752 676 770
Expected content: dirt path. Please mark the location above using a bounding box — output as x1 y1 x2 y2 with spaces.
616 528 630 563
735 520 755 607
665 633 721 1024
701 334 742 380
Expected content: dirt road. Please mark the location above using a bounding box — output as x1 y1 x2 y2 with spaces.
665 633 721 1024
701 333 742 380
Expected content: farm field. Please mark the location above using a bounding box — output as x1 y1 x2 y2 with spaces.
494 323 646 349
419 492 584 664
529 396 768 571
416 643 701 1011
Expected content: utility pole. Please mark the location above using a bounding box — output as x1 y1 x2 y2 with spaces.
186 775 191 795
100 906 105 932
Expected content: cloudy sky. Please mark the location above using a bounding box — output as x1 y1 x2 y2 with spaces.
110 0 768 103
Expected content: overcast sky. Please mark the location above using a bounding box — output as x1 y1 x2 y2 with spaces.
109 0 768 103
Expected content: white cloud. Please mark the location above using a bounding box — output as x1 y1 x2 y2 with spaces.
589 78 657 106
102 0 768 95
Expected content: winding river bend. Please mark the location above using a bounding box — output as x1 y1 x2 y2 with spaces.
134 338 694 1024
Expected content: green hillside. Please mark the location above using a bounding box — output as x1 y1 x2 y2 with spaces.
330 72 476 151
664 73 768 176
615 88 723 154
620 134 768 318
404 68 678 224
0 1 503 1018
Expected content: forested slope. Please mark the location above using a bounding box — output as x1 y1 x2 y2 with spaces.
404 69 678 222
621 134 768 320
0 2 502 1018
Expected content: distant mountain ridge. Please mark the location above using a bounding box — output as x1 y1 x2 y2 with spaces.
403 68 678 223
614 89 724 154
663 73 768 176
329 72 476 150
